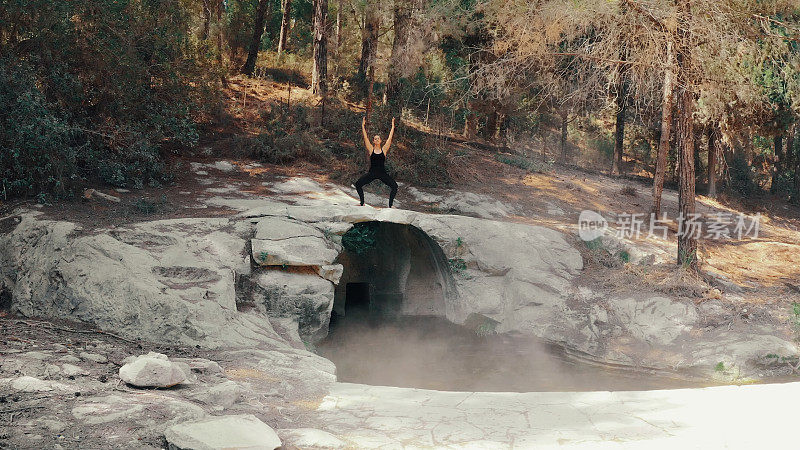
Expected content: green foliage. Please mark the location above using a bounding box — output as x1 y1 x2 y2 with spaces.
0 0 213 199
448 257 467 273
342 222 378 255
132 195 168 214
589 135 615 160
791 302 800 330
728 153 758 197
679 249 698 269
617 250 630 264
584 237 604 250
476 321 497 337
714 362 726 372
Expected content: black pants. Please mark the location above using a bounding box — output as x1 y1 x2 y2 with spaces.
354 171 398 207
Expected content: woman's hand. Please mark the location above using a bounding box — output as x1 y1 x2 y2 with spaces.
362 116 366 127
391 117 395 126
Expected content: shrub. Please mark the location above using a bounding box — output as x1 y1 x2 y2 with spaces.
0 0 212 200
728 153 758 197
342 222 379 255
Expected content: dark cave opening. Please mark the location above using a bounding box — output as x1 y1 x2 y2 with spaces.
331 221 455 322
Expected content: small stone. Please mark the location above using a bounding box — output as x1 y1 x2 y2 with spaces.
317 264 344 284
79 352 107 364
165 414 281 450
173 358 223 375
22 351 52 361
187 381 243 411
36 418 67 433
62 364 89 377
60 355 82 364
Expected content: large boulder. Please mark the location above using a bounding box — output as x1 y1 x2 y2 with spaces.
251 216 339 267
164 414 282 450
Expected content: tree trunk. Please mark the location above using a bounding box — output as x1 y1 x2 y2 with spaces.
358 0 380 90
277 0 292 55
387 0 419 107
795 128 800 201
485 109 499 142
332 0 341 74
770 134 784 194
707 126 718 198
202 0 212 40
676 87 696 267
364 66 375 126
216 0 226 85
241 0 272 75
675 1 697 269
560 111 568 160
652 41 675 216
311 0 328 95
611 83 627 175
785 123 796 171
463 110 477 140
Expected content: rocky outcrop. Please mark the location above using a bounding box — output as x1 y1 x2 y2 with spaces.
0 214 282 349
2 179 796 378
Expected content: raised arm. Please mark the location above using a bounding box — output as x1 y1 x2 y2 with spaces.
382 118 396 154
361 117 373 153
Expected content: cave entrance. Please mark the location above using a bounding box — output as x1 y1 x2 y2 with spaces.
331 222 455 322
344 282 371 313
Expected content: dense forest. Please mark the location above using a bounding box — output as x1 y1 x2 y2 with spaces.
2 0 800 268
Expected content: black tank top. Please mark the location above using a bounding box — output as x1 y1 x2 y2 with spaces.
369 150 386 173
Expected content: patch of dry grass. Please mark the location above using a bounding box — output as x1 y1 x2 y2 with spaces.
225 367 280 381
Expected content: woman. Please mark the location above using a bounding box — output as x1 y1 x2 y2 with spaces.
354 116 398 207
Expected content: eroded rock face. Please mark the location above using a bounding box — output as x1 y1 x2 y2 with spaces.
610 296 699 346
251 270 335 341
0 214 281 349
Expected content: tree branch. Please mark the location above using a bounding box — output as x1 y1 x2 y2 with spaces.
621 0 669 33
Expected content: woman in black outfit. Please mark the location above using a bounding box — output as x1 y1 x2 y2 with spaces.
354 116 398 207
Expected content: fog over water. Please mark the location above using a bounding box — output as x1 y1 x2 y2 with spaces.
318 314 716 392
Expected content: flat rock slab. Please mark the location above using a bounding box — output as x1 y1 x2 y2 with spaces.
317 382 800 449
251 236 339 267
277 428 346 449
164 414 281 450
1 376 73 393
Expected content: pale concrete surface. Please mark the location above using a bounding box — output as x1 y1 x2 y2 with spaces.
317 382 799 449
